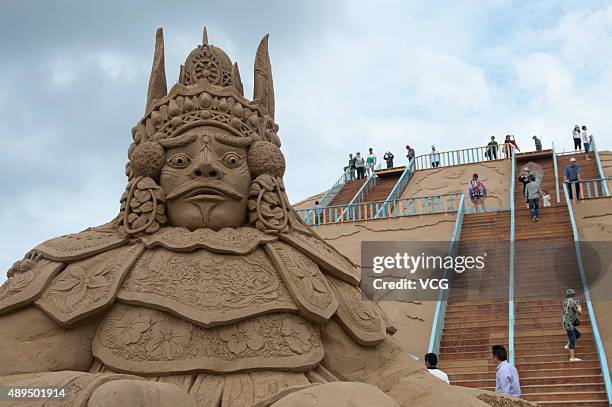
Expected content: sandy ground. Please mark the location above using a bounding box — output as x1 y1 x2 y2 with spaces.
401 160 511 210
574 197 612 373
599 151 612 178
312 213 456 358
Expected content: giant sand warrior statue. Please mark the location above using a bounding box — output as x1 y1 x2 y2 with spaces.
0 28 522 407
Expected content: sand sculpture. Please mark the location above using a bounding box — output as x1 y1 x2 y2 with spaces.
0 28 530 407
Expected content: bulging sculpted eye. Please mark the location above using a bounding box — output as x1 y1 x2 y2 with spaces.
222 152 242 168
167 153 192 168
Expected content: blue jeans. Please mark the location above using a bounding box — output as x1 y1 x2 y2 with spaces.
528 198 540 218
566 328 582 349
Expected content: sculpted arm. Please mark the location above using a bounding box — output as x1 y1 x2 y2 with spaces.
0 306 97 376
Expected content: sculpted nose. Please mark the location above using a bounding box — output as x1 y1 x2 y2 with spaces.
192 160 222 179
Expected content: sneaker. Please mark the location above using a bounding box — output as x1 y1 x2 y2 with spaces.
564 343 570 350
569 357 582 362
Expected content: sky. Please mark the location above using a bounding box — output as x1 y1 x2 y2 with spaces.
1 0 612 277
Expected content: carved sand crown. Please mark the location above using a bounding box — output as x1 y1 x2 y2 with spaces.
120 28 294 236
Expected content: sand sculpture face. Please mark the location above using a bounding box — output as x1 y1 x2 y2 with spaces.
160 127 251 230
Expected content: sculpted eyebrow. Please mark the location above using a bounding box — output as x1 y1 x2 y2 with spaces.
214 133 252 148
158 133 198 148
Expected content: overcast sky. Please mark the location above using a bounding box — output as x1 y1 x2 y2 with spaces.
1 0 612 277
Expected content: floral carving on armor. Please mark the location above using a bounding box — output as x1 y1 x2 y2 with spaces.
114 312 151 345
147 323 193 359
118 247 297 326
93 304 323 374
281 319 312 354
219 324 265 355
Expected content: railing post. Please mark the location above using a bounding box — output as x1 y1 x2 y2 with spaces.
563 183 612 404
508 148 516 365
553 142 561 204
591 135 610 197
428 194 465 354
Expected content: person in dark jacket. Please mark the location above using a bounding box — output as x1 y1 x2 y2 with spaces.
383 151 395 168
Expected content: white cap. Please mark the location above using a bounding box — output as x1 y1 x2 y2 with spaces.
570 157 577 162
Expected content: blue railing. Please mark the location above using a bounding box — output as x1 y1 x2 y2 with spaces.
374 158 416 218
591 135 610 197
552 142 561 204
301 168 352 224
296 193 463 226
337 164 381 221
563 183 612 405
508 149 516 365
428 193 466 354
565 178 612 202
414 144 508 171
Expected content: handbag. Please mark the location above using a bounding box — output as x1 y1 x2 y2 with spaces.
574 318 581 326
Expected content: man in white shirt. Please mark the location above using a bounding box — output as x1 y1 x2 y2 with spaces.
424 353 449 384
492 345 521 397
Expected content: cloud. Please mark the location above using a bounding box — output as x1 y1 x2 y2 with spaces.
2 0 612 280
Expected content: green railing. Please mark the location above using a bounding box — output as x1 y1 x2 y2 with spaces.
427 193 466 354
563 182 612 405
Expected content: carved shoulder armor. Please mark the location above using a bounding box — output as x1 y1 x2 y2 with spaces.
32 221 128 262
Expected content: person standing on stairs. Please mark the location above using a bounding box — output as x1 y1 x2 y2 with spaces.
563 289 583 362
424 353 449 384
346 153 356 180
524 174 542 221
532 135 542 152
492 345 521 398
486 136 498 160
518 167 531 198
581 125 591 160
572 125 582 151
406 144 416 163
564 157 582 200
468 173 488 212
384 151 395 168
542 190 551 207
366 147 377 177
355 152 365 179
406 145 416 162
430 145 441 167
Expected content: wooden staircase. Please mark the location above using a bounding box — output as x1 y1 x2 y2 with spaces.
438 151 608 406
512 153 608 406
358 168 405 218
439 211 511 390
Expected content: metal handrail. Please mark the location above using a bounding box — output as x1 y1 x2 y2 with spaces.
508 149 516 365
414 144 507 170
428 193 465 354
338 172 378 222
296 192 463 226
591 135 610 197
552 142 561 204
563 183 612 404
374 158 416 218
565 178 612 202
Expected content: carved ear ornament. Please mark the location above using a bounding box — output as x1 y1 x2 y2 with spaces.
248 175 289 234
118 176 167 237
